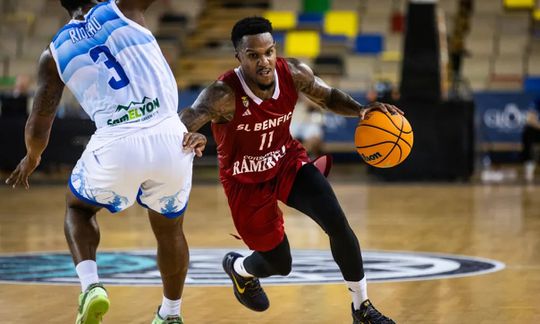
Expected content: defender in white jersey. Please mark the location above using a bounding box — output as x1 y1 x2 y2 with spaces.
5 1 206 323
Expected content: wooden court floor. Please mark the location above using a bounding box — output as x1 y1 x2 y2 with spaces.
0 175 539 323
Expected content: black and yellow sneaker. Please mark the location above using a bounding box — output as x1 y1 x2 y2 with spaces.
352 300 395 324
222 252 269 312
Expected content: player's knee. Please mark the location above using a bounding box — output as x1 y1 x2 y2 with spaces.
320 210 350 237
65 192 100 218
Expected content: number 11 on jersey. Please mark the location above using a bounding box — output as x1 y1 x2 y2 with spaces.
259 131 274 151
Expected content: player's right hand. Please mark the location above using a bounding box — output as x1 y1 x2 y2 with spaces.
5 155 41 189
360 102 403 120
183 132 207 157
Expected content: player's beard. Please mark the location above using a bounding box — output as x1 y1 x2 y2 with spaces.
257 80 275 91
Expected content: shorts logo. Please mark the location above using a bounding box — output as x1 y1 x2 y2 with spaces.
0 249 504 286
107 96 160 126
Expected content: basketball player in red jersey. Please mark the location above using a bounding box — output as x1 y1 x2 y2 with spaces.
181 17 401 323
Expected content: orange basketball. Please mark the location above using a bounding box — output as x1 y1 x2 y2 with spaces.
354 110 413 168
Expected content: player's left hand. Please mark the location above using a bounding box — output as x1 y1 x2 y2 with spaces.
183 132 207 157
5 155 41 189
360 102 404 120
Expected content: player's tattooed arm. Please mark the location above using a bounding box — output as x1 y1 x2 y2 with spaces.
288 58 403 119
179 80 236 132
5 48 64 188
26 49 64 159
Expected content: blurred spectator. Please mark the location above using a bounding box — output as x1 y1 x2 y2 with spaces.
390 0 404 33
291 94 324 158
366 80 400 105
0 74 33 117
448 0 473 85
522 98 540 182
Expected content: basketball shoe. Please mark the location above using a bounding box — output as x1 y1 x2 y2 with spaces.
222 252 269 312
75 283 110 324
152 307 184 324
352 300 395 324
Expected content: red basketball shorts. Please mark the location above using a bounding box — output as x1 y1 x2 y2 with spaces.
221 151 309 252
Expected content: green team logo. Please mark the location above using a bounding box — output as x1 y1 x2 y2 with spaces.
107 96 160 126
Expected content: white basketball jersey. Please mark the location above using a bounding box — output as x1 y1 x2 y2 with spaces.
50 0 180 149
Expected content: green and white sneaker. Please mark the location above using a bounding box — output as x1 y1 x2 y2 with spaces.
76 283 110 324
152 306 184 324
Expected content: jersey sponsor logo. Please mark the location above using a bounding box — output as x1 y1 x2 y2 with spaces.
0 249 504 286
361 152 382 162
242 109 252 117
232 145 286 176
107 96 160 126
241 96 249 108
237 112 293 132
69 17 102 44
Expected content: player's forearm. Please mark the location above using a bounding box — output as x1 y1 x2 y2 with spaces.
24 114 55 159
179 108 209 132
324 88 363 117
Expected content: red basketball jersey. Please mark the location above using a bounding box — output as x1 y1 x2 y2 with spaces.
212 58 306 184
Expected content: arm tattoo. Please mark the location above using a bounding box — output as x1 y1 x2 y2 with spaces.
24 49 64 158
33 50 64 117
289 58 363 117
180 81 236 132
326 87 363 117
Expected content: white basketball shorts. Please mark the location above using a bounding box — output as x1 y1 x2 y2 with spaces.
69 117 194 218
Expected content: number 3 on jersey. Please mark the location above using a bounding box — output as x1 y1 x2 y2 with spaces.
89 45 130 90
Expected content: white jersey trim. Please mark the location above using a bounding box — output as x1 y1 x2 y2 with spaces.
234 67 280 105
48 45 66 84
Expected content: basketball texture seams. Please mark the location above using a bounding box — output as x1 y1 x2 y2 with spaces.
354 111 414 168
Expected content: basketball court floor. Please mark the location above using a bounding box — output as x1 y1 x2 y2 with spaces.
0 169 539 323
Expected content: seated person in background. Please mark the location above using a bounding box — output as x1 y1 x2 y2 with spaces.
290 94 324 158
366 80 400 106
0 75 33 117
522 98 540 182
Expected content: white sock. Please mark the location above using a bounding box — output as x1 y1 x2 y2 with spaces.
159 296 181 319
346 277 368 310
75 260 99 292
233 257 254 277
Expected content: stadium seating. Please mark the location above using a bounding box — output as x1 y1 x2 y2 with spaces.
0 0 537 94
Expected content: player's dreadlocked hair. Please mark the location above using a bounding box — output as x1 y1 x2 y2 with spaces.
231 16 273 49
60 0 93 12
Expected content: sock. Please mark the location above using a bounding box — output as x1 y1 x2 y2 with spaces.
75 260 99 292
159 296 182 319
233 257 254 277
347 277 368 310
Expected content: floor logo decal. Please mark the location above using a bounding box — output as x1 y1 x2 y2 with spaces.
0 249 504 286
